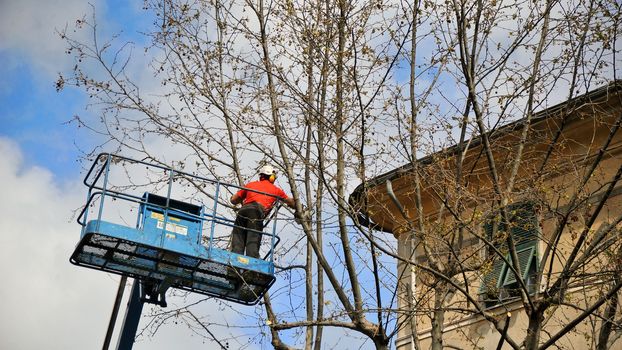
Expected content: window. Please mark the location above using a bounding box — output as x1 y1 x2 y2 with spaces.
479 202 539 307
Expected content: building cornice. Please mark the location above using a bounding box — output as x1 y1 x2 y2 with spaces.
349 81 622 234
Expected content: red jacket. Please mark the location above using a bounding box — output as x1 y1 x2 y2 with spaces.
236 180 288 212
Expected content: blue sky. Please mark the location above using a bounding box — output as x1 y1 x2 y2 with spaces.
0 59 84 175
0 0 150 178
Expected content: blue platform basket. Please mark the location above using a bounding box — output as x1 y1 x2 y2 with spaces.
71 154 282 305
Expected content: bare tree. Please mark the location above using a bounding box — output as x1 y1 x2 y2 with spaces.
355 0 622 349
59 0 621 349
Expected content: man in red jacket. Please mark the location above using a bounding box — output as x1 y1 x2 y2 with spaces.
230 165 295 258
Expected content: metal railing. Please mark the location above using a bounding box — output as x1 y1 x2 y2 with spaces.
76 153 283 263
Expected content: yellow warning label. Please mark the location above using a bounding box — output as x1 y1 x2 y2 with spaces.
237 256 249 264
151 212 181 222
156 220 188 235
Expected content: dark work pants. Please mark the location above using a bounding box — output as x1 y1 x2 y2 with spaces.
231 202 265 258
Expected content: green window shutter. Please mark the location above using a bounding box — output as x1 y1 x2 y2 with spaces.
481 202 540 301
485 215 506 249
483 203 538 250
508 203 538 245
481 213 506 298
503 245 535 286
483 221 493 240
480 257 506 296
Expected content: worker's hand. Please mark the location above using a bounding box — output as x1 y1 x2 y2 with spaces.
294 205 309 225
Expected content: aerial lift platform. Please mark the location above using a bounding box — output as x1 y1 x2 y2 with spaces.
70 153 285 349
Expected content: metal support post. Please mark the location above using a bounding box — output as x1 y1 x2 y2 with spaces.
102 276 128 350
115 280 144 350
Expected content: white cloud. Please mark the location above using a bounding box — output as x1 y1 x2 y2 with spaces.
0 136 119 349
0 0 103 78
0 137 253 350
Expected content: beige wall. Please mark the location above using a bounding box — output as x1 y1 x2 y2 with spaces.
397 297 622 349
395 191 622 349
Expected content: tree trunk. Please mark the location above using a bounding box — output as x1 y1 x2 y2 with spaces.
430 284 447 350
596 293 618 350
373 338 390 350
524 311 544 350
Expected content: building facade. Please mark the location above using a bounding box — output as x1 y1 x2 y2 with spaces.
350 82 622 349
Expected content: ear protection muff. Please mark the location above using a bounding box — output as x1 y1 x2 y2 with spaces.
269 173 277 183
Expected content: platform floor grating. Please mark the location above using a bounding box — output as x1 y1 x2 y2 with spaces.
71 233 275 304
